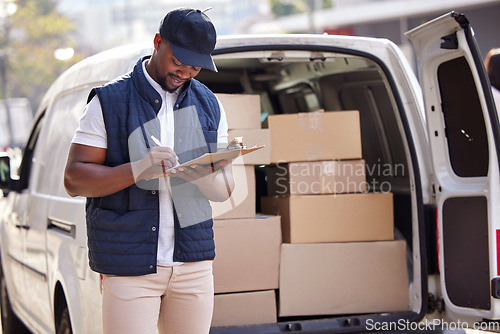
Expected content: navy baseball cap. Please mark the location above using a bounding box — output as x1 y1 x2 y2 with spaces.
159 8 217 72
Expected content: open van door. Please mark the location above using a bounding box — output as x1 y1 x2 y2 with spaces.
406 12 500 321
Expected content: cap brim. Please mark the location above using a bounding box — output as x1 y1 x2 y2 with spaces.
169 41 217 72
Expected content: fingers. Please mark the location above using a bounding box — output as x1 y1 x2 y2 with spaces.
167 160 230 182
149 146 178 169
167 164 202 180
215 159 229 169
134 147 178 181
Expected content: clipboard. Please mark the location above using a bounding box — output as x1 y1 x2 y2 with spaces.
165 145 265 174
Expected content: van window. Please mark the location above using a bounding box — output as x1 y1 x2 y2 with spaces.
276 83 320 113
15 112 45 190
438 56 489 177
35 89 88 197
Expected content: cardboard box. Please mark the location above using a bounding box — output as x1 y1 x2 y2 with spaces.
212 290 277 327
211 165 255 219
228 129 271 165
213 215 281 293
216 93 261 129
268 111 362 163
267 160 366 195
279 241 409 316
261 192 393 243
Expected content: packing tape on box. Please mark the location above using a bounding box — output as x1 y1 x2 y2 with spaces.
298 112 325 132
306 144 324 161
321 161 336 176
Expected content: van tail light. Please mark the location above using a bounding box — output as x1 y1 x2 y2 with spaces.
435 207 440 274
100 274 104 293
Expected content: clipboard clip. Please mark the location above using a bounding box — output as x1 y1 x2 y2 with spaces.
224 136 244 151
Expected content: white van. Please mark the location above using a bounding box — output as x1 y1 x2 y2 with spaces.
0 11 499 334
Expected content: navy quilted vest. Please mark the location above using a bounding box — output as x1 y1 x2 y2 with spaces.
85 56 220 276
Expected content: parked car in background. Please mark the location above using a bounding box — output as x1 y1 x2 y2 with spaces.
1 11 500 334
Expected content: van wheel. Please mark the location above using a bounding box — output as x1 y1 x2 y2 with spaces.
56 306 72 334
0 267 28 334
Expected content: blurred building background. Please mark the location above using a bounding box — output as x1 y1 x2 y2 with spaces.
56 0 500 61
56 0 271 55
0 0 499 130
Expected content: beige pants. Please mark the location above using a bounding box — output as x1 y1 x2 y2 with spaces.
102 261 214 334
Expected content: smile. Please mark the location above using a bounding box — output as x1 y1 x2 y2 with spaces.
170 75 186 86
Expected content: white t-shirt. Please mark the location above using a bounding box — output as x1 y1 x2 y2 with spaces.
73 60 228 266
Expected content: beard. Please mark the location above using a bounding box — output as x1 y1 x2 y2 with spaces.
158 73 189 93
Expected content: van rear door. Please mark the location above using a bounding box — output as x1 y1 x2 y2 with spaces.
406 12 500 320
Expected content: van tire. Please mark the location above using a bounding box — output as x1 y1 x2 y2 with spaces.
0 266 28 334
56 305 72 334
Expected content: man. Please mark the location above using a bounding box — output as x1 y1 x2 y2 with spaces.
485 48 500 108
64 7 234 334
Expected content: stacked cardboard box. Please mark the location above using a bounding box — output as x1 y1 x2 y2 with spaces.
216 93 271 165
210 97 409 324
266 160 367 195
212 290 277 327
267 111 363 163
210 94 262 219
279 241 409 316
210 161 255 220
261 111 410 317
261 192 394 244
212 215 280 294
210 94 280 327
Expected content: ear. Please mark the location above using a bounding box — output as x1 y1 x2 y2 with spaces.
154 33 162 51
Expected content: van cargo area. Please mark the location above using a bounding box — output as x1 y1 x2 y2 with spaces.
196 49 421 331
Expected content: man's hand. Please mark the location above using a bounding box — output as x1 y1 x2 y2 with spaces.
131 146 179 181
168 159 229 184
168 159 234 202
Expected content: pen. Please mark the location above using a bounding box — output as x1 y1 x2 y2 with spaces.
150 135 180 173
151 135 179 161
150 135 168 176
150 135 163 147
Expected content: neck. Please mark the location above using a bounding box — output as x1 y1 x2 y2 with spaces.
145 58 156 83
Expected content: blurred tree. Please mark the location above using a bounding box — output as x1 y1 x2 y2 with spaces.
270 0 306 17
1 0 83 111
270 0 332 17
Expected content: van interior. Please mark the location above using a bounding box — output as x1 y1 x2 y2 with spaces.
196 49 422 329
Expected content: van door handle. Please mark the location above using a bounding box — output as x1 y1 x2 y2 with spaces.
15 224 30 230
10 213 28 229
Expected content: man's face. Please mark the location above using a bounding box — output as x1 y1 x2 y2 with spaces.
150 34 202 92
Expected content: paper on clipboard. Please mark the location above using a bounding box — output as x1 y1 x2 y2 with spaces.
165 145 265 173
